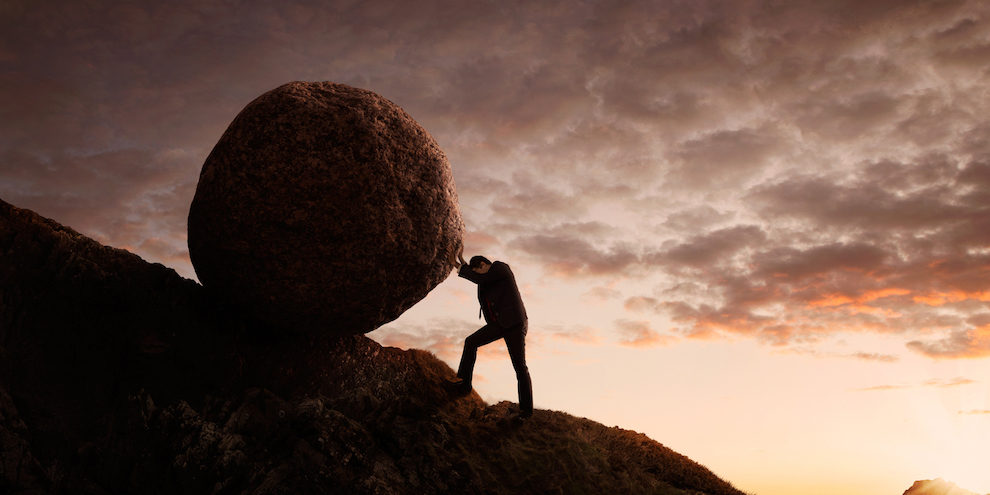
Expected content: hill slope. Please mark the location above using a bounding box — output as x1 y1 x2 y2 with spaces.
0 198 745 495
904 479 984 495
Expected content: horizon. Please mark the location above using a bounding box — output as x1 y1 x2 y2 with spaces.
2 1 990 493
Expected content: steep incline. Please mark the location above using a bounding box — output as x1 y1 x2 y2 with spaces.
0 198 744 495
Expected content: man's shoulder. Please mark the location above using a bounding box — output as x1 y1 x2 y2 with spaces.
492 260 512 272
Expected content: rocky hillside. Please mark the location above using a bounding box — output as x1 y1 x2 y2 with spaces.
904 479 985 495
0 198 745 495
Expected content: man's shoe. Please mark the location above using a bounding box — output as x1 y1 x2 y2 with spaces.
510 410 533 425
447 378 472 395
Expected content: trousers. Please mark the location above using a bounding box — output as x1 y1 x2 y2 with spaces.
456 320 532 414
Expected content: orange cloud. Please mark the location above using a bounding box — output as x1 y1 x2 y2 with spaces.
852 377 979 391
807 294 855 307
615 319 678 348
807 288 911 308
913 290 990 306
907 326 990 359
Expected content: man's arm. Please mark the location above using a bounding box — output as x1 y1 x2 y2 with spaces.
459 261 510 284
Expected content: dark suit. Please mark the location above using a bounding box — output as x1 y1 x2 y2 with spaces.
456 261 533 414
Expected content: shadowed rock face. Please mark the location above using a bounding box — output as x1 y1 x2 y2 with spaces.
188 81 464 335
0 199 746 495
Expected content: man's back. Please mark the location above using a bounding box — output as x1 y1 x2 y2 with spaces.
458 261 527 328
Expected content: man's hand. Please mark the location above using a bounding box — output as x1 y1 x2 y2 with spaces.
449 243 464 268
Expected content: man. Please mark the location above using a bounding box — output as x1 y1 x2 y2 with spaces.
448 246 533 422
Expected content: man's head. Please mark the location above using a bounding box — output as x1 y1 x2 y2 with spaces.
469 255 491 274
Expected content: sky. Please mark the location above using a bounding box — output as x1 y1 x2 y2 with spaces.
2 0 990 493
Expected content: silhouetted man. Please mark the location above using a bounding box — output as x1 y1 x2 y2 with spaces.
448 247 533 422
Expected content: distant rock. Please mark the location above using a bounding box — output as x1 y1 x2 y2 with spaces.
187 81 464 335
904 478 982 495
0 198 745 495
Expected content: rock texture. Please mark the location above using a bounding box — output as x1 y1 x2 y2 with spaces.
904 479 983 495
188 81 463 335
1 198 744 495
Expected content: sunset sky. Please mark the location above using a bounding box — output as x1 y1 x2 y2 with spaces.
3 0 990 493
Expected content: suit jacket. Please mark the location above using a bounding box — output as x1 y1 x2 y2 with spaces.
458 261 527 328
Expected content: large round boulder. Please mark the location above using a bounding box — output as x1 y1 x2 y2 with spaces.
187 81 463 335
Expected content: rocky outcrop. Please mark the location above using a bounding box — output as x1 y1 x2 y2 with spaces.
0 385 48 495
1 198 743 495
187 81 464 336
904 478 982 495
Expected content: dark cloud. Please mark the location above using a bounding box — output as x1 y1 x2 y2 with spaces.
511 234 638 277
608 149 988 350
669 126 784 189
647 225 766 270
661 206 735 232
748 157 985 235
793 90 903 141
489 180 588 224
906 328 990 359
4 0 990 358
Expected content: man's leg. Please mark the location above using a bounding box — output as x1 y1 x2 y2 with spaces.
456 324 504 386
503 321 533 416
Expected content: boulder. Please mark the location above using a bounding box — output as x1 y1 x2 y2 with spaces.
188 81 464 335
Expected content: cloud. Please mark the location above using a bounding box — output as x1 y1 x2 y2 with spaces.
627 147 990 349
853 384 909 392
647 225 767 271
906 327 990 359
549 325 604 346
668 125 785 188
370 318 483 362
662 206 736 233
511 234 638 277
462 230 502 254
852 377 980 392
849 352 900 363
747 157 983 234
582 285 622 302
624 296 660 313
5 0 990 359
922 377 979 388
779 348 900 363
615 319 678 349
959 410 990 415
792 90 903 140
